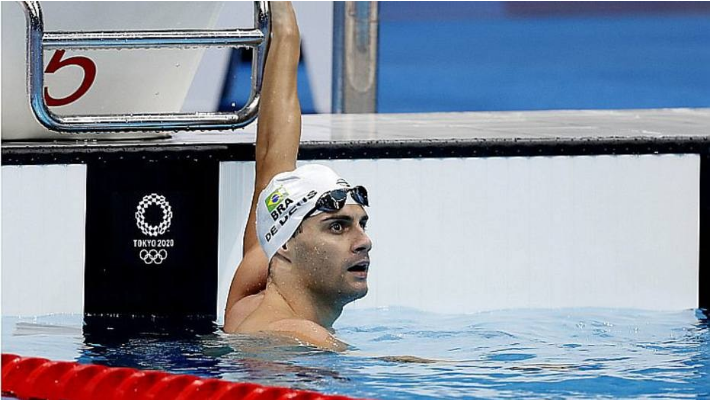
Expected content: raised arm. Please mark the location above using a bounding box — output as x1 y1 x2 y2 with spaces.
225 2 301 323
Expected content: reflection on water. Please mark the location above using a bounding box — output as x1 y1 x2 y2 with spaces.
2 308 709 399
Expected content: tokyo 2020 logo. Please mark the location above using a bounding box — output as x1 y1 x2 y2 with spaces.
134 193 174 265
135 193 172 236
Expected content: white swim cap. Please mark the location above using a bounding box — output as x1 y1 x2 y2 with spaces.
256 164 363 260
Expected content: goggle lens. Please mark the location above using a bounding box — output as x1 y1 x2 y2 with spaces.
314 186 368 213
351 186 369 207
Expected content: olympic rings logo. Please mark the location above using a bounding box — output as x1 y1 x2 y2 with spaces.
135 193 173 237
139 249 168 264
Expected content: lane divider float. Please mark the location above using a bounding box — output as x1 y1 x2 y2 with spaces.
2 354 369 400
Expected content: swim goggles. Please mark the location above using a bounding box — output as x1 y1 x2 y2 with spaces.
307 186 369 216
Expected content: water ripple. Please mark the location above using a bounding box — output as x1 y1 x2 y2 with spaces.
3 308 709 399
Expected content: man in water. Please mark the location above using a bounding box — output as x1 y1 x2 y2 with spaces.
223 2 372 352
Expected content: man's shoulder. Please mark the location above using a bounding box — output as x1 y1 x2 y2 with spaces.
268 319 348 352
223 292 265 333
268 318 327 333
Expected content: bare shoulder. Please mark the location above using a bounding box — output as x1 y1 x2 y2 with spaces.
223 292 265 333
268 319 349 352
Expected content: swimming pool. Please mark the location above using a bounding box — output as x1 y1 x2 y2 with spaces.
3 307 709 399
3 109 709 398
3 2 710 399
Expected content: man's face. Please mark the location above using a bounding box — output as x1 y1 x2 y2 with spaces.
287 204 372 305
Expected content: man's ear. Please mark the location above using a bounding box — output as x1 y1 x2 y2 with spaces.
274 240 292 263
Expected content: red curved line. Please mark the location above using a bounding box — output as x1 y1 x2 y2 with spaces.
0 354 369 400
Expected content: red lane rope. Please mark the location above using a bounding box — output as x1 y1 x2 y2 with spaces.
1 354 369 400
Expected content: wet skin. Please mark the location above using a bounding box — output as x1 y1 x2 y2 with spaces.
230 205 372 350
284 204 372 308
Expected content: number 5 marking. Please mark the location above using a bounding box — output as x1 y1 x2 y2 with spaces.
44 50 97 107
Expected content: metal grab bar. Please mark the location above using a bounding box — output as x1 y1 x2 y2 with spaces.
21 1 270 133
42 30 265 50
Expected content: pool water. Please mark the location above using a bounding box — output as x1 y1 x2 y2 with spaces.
224 13 710 114
2 307 709 399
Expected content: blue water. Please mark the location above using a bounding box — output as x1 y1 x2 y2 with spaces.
222 8 710 114
3 308 709 399
377 15 710 113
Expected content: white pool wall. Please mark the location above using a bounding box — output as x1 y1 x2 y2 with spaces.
1 154 700 317
217 154 700 318
2 165 87 316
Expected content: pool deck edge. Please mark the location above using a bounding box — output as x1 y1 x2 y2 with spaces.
3 108 710 165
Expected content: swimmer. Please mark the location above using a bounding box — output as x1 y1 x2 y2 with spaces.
223 2 371 352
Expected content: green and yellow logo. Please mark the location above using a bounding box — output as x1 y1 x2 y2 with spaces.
265 186 289 213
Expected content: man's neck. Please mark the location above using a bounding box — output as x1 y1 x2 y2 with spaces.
265 281 344 330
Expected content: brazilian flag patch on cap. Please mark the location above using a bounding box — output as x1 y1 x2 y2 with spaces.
265 186 289 213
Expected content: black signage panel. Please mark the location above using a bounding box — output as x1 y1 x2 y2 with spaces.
84 158 219 329
701 156 710 315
